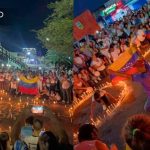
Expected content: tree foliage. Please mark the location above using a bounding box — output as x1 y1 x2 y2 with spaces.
36 0 73 64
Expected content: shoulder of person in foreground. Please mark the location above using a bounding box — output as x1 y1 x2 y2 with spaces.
95 140 109 150
95 141 118 150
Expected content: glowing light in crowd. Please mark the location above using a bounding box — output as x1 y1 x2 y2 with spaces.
39 67 42 70
96 30 99 34
6 64 11 67
1 64 4 67
31 59 34 61
27 52 31 55
17 78 20 81
46 38 50 41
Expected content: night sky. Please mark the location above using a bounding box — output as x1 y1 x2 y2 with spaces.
74 0 107 17
0 0 55 55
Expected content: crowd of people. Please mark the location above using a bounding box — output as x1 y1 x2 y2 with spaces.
74 114 150 150
0 65 73 104
0 116 73 150
73 4 150 99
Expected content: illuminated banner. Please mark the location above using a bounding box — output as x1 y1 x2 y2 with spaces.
103 4 117 15
73 10 100 41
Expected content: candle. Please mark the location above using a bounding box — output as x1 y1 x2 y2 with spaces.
9 126 11 132
10 113 12 119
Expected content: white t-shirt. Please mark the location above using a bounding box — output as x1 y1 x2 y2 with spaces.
11 82 17 89
24 135 39 150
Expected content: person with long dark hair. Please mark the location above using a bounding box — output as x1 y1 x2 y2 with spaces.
37 131 59 150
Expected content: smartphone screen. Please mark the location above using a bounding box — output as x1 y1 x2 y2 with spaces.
31 106 44 114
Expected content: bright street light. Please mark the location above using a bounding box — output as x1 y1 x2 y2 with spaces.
46 38 50 41
27 52 31 55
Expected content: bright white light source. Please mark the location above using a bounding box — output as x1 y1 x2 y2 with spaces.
17 78 20 81
39 67 42 70
1 64 4 67
27 52 31 55
96 30 99 34
46 38 50 41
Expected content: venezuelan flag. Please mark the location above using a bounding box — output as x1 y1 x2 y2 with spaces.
18 76 38 95
108 46 146 84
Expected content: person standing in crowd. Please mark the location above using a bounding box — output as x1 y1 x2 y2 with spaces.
37 73 43 93
24 118 43 150
90 90 117 119
0 72 4 90
20 116 34 141
123 114 150 150
50 71 57 92
10 79 18 96
61 73 72 104
37 131 60 150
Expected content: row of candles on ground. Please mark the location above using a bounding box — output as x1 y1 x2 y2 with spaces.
68 82 113 117
72 81 129 143
0 126 12 133
91 81 129 127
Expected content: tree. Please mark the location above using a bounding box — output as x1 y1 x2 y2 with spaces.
36 0 73 64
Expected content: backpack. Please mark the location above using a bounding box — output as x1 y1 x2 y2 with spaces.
13 140 29 150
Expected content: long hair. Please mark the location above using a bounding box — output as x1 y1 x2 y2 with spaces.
0 132 9 150
122 114 150 150
37 131 59 150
